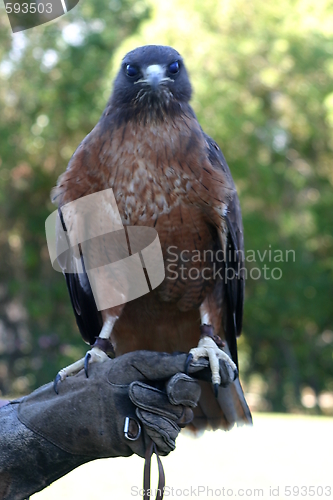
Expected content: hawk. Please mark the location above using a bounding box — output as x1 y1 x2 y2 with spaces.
52 45 252 430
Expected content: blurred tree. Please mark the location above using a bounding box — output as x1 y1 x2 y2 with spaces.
121 0 333 413
0 0 332 414
0 0 150 394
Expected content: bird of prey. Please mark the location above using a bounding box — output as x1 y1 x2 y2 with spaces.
52 45 252 431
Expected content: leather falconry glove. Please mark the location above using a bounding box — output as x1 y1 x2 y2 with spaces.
0 350 234 500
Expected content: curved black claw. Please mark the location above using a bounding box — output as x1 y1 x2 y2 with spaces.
233 367 239 381
53 373 62 395
214 383 219 399
84 352 91 378
184 353 193 375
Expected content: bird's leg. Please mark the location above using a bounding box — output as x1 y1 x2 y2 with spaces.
54 316 117 394
186 306 237 397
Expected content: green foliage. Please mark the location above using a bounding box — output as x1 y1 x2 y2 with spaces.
0 0 150 394
0 0 332 413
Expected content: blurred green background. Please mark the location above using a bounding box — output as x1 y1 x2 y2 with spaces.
0 0 332 414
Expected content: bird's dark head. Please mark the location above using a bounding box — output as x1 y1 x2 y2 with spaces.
108 45 192 121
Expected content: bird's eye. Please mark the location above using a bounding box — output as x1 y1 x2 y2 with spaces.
168 61 180 75
126 64 138 77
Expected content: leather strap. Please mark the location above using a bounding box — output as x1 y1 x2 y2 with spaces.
92 337 115 356
200 324 225 348
143 440 165 500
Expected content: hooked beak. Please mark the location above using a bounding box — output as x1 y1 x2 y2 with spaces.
145 64 165 90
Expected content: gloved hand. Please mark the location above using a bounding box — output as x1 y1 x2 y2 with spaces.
0 350 207 500
17 350 202 459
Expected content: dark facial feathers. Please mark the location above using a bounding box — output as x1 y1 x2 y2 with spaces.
108 45 193 118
